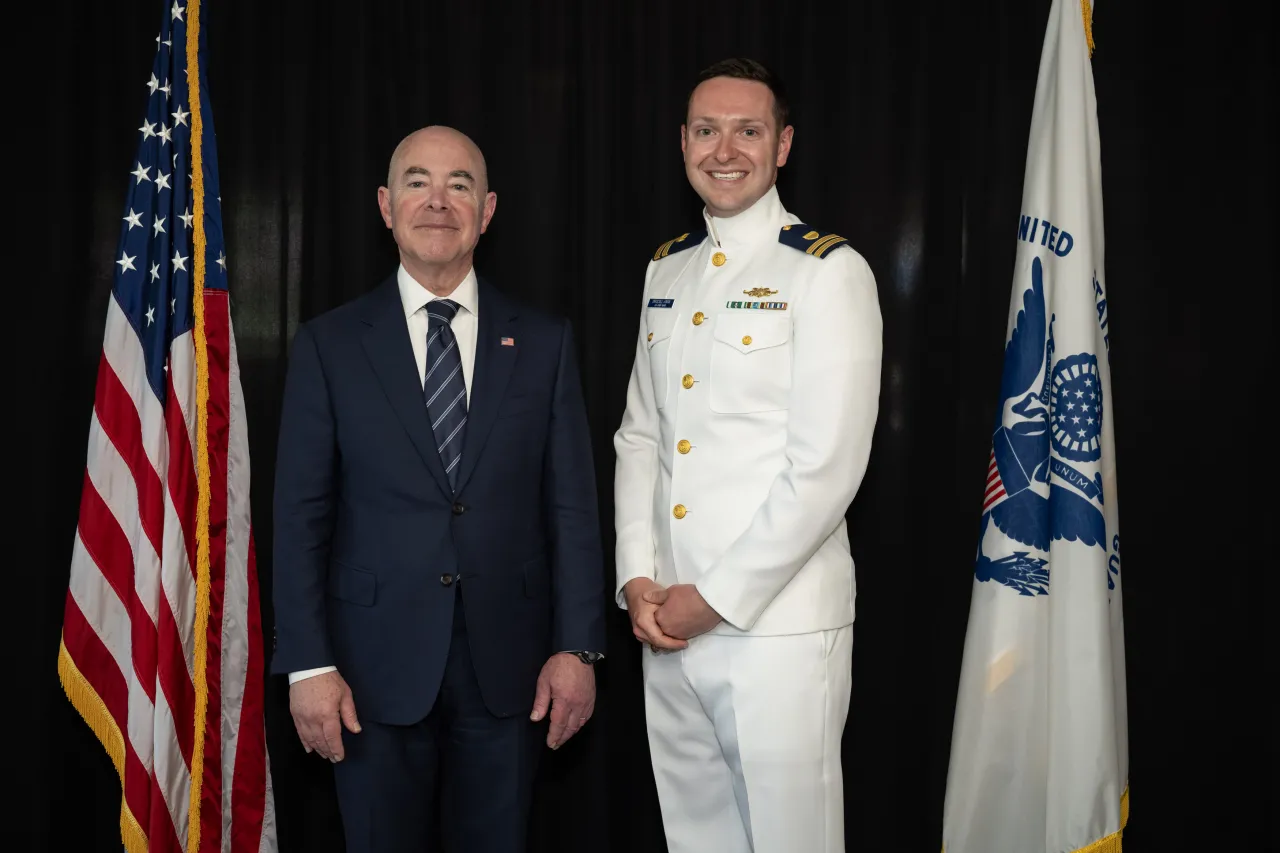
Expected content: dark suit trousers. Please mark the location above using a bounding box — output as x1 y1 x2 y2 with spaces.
333 585 545 853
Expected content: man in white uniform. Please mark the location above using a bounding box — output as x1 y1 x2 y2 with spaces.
613 58 883 852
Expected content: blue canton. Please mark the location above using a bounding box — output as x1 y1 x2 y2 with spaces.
113 0 228 406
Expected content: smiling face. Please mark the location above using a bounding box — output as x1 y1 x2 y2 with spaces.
377 126 497 279
681 76 793 218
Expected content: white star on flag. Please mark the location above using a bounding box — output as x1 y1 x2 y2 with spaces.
145 305 156 325
159 124 173 145
172 250 188 272
148 73 159 94
153 215 166 236
151 262 161 282
217 250 227 271
123 209 143 229
117 251 136 273
160 79 171 98
131 163 151 184
172 2 185 21
155 171 172 191
180 206 194 229
140 120 157 139
172 105 190 127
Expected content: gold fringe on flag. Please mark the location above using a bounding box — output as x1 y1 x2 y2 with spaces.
186 0 213 850
57 640 150 853
1068 786 1130 853
1082 0 1096 56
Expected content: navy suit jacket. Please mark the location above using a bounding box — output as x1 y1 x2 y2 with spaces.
269 273 607 725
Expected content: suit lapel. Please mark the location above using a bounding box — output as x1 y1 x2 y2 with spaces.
360 277 454 499
454 277 519 495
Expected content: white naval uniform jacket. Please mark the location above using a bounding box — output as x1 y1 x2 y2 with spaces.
613 186 884 636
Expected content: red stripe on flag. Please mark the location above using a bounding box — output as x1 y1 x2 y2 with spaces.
231 528 269 851
94 353 166 560
155 587 195 767
199 290 232 852
76 470 158 706
983 451 1003 509
62 596 154 837
146 767 184 853
166 369 199 582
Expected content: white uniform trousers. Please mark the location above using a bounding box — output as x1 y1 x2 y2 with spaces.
642 625 854 853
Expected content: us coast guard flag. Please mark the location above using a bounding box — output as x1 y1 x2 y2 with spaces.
942 2 1129 852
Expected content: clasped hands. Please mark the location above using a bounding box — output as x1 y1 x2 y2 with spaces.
623 577 723 652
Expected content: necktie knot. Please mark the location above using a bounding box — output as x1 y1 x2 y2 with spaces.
426 299 461 328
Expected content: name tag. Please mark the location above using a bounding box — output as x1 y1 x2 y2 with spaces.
648 298 675 308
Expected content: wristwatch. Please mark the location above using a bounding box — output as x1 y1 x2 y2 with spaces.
570 650 604 665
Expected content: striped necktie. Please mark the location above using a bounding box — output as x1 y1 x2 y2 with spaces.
423 298 467 491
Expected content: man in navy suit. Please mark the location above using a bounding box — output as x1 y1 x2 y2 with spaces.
270 125 606 853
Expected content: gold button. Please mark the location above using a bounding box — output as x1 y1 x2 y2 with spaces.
712 251 726 267
673 504 687 519
647 332 653 342
742 335 752 346
692 311 705 326
677 439 691 454
681 374 694 389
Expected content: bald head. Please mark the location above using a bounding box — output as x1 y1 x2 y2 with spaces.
377 124 498 291
386 126 489 196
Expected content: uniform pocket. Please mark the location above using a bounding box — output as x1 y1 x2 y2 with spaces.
709 314 792 414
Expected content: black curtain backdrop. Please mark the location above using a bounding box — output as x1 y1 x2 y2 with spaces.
26 1 1272 851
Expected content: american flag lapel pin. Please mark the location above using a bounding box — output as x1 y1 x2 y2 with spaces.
501 336 515 346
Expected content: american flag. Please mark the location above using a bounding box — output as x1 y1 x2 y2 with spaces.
57 1 276 851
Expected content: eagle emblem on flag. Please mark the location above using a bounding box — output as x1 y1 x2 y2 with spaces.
975 256 1107 596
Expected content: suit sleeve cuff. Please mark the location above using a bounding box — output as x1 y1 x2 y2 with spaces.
288 666 337 685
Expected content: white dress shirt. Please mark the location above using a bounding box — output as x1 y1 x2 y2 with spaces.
400 264 479 405
288 264 479 685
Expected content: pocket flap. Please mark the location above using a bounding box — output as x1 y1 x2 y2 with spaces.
328 562 377 606
646 308 678 347
712 314 791 354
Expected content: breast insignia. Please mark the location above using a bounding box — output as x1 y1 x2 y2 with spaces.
653 227 707 262
778 224 850 259
743 287 778 298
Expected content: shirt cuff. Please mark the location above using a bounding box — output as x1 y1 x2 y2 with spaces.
288 665 337 685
